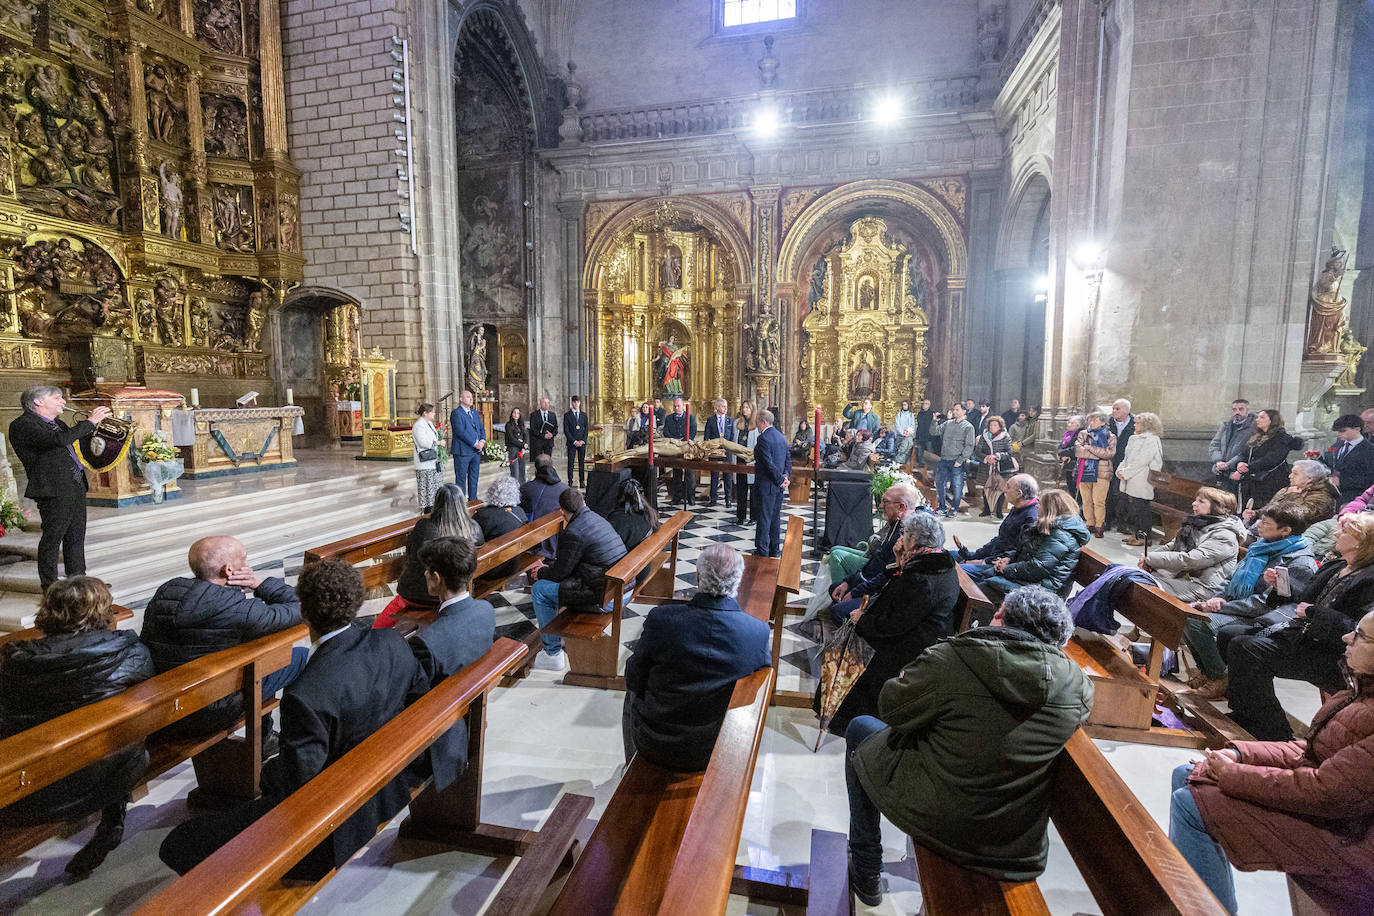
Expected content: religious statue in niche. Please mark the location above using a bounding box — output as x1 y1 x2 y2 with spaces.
198 0 242 53
1304 248 1349 358
653 332 689 398
659 244 683 290
203 96 248 157
244 289 266 351
746 304 780 373
189 297 211 347
153 272 185 346
135 291 158 342
808 256 827 307
466 324 489 393
214 304 244 349
978 3 1005 64
1336 327 1368 391
212 184 254 251
858 275 877 310
158 161 184 238
851 356 879 399
258 192 278 249
144 62 184 144
278 192 299 251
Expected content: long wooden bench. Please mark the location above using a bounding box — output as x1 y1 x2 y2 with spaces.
547 666 777 916
1149 470 1203 543
302 499 485 592
1066 547 1251 750
913 729 1229 916
542 509 693 690
955 564 996 631
135 637 592 916
0 625 302 861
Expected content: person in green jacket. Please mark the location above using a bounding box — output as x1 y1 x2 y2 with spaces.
972 488 1091 601
843 586 1093 906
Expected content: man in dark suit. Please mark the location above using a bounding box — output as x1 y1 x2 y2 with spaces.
623 544 771 771
663 396 698 504
963 398 982 434
530 397 559 460
704 397 736 507
408 536 495 790
563 395 589 488
1106 398 1135 533
751 408 790 558
7 385 111 590
450 389 486 499
1326 414 1374 505
159 559 426 880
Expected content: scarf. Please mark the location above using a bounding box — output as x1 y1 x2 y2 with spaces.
1076 426 1110 484
1224 533 1306 599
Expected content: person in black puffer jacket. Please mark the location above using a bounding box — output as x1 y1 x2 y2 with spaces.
520 455 569 557
140 535 305 739
0 577 155 878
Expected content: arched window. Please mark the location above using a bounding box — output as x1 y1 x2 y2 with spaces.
718 0 799 31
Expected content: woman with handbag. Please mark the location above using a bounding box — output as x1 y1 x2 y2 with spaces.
412 402 441 513
1073 412 1118 537
1231 409 1301 509
1115 411 1164 546
974 416 1014 518
504 407 528 482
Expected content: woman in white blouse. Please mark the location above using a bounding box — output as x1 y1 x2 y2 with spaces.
412 402 441 513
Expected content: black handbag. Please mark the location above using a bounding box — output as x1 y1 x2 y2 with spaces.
416 446 437 462
997 453 1018 475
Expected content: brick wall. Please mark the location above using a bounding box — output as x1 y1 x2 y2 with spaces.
281 0 426 405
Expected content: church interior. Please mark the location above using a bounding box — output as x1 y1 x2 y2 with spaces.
1 0 1373 913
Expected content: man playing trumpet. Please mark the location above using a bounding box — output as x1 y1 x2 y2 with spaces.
8 385 112 590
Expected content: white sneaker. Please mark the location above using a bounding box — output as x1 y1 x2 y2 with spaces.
532 649 569 672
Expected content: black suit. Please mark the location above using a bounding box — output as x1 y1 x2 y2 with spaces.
704 412 736 505
160 624 426 880
530 409 559 460
409 595 495 791
751 424 790 557
663 411 698 504
1326 437 1374 506
563 408 588 487
1107 414 1135 530
7 410 94 588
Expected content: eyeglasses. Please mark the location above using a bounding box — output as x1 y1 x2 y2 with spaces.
1353 628 1374 644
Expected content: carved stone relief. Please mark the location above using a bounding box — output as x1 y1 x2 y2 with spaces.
196 0 244 54
144 59 186 146
11 235 125 339
211 183 254 251
203 94 247 157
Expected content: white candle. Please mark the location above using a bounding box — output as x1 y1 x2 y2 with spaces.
286 388 294 405
191 388 199 407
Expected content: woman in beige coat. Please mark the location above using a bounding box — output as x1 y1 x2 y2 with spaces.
1116 412 1164 546
1140 487 1247 602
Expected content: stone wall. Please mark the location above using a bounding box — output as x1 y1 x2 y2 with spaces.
280 0 428 405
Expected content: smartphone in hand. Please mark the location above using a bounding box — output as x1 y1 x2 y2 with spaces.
1274 566 1292 598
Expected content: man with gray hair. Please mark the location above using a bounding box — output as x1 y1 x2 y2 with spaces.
704 396 736 507
830 483 921 607
843 585 1092 906
959 474 1039 578
622 544 771 771
8 385 111 589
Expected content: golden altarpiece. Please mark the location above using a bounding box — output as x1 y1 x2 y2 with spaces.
0 0 318 417
591 207 742 435
802 217 928 422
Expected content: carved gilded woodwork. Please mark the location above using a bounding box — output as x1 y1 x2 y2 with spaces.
0 0 301 386
802 217 929 422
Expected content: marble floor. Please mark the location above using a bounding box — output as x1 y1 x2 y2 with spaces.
0 469 1316 915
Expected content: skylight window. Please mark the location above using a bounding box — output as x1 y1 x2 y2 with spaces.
721 0 797 29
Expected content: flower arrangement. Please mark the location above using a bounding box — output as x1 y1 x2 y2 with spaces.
0 496 32 537
433 418 450 466
870 466 924 504
482 438 508 464
140 431 179 463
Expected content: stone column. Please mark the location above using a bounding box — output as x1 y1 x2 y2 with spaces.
963 168 1001 401
750 185 780 409
258 0 289 160
184 70 210 245
119 40 158 234
557 200 586 405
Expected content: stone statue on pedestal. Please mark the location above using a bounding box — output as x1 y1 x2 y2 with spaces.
1304 247 1349 358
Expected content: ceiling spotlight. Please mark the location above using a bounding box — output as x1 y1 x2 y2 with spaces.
754 106 780 138
872 94 903 125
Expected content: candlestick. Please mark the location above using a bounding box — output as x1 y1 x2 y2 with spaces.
814 404 821 470
191 388 199 408
648 410 655 466
286 388 294 405
684 401 691 441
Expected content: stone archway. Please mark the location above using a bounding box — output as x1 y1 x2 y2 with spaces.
278 286 362 442
777 180 969 415
994 167 1052 409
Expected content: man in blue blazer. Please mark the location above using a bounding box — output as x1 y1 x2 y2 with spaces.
704 397 736 507
751 408 791 558
450 389 487 499
623 544 771 771
408 536 495 790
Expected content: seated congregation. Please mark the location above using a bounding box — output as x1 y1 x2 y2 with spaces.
3 403 1373 915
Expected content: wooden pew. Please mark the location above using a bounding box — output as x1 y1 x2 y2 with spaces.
302 499 483 591
913 729 1229 916
0 625 301 861
1149 471 1203 543
765 518 813 709
954 565 996 631
546 666 776 916
1067 548 1250 750
542 510 693 690
135 637 592 916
